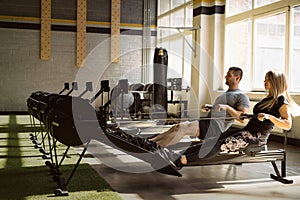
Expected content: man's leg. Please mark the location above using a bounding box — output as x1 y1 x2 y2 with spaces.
149 121 199 147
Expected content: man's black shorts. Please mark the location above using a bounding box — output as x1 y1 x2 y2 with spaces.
198 118 222 140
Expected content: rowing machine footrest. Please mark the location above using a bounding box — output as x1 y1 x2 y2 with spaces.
243 145 264 156
270 174 293 184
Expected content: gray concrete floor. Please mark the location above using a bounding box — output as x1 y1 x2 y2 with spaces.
78 139 300 200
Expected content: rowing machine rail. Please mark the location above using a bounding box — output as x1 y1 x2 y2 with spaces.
182 148 293 184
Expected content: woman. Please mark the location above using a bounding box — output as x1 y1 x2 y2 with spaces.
169 70 294 166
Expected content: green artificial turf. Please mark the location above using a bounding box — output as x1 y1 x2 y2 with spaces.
0 114 121 200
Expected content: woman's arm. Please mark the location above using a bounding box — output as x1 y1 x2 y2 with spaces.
258 104 292 130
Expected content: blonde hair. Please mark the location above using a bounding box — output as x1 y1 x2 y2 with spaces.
258 70 293 110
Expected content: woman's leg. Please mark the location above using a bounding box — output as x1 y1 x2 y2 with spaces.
177 137 223 165
180 131 260 166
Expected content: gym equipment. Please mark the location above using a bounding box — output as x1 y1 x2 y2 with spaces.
28 82 74 159
153 47 168 123
27 79 294 196
27 42 295 193
167 78 188 118
27 81 97 196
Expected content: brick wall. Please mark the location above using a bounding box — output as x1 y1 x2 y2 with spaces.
0 28 155 111
0 0 157 111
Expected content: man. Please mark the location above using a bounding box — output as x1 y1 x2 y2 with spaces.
149 67 250 147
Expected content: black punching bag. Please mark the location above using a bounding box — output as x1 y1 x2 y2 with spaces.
153 47 168 122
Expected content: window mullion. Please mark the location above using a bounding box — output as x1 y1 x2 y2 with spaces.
285 7 291 85
251 16 255 91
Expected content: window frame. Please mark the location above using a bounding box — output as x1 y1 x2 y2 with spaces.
157 0 193 86
252 7 289 90
225 0 300 93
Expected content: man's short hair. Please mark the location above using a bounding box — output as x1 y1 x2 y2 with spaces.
229 67 243 81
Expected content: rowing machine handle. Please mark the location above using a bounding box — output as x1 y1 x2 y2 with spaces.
240 113 257 119
202 104 213 112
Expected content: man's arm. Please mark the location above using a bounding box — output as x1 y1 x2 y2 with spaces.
217 93 250 122
216 104 249 122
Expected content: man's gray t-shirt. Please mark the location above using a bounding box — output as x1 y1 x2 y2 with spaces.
209 89 250 132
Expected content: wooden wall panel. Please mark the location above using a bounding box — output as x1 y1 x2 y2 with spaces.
40 0 51 60
76 0 86 67
111 0 120 63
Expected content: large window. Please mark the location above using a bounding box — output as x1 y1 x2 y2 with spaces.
225 0 300 92
225 20 252 90
226 0 252 17
254 0 281 8
253 12 286 89
157 0 193 87
291 6 300 91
